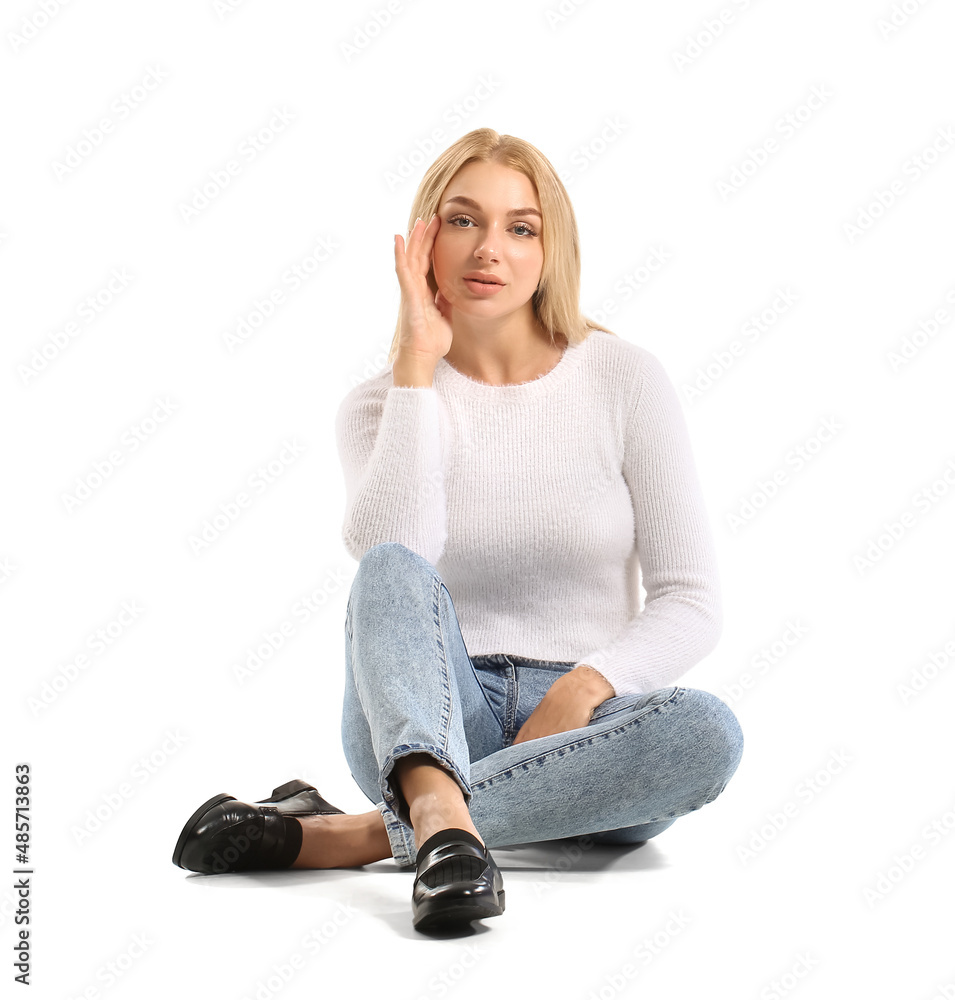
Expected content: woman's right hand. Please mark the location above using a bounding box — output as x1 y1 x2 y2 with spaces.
394 214 453 365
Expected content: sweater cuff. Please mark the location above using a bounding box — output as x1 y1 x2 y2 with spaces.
573 656 645 699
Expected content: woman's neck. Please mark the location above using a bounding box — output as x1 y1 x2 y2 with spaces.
442 322 567 387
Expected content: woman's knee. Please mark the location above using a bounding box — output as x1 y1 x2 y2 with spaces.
348 542 434 612
346 543 427 628
678 687 744 785
357 541 430 579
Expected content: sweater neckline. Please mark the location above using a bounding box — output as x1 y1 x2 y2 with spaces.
434 332 592 398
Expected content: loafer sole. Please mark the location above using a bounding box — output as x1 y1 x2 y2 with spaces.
413 888 506 932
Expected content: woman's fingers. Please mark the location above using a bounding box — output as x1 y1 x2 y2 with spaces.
395 215 451 358
396 214 440 292
395 217 423 276
394 226 422 295
394 231 409 279
405 217 423 274
412 214 440 273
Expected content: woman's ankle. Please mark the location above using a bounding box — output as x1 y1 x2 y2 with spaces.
291 811 391 869
410 804 484 850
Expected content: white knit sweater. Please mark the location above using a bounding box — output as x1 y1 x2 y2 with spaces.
334 330 721 697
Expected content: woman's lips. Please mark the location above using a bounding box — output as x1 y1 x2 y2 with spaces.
464 278 505 295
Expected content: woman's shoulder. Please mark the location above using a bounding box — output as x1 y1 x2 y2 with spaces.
340 359 398 399
580 329 662 382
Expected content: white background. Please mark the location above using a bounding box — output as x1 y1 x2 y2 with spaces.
3 0 954 997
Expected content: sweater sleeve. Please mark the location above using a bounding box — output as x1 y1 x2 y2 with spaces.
573 350 722 697
335 382 449 565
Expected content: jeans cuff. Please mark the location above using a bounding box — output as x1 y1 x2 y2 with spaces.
376 800 418 868
379 742 472 843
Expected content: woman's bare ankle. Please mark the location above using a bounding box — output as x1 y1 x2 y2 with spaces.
291 810 391 869
409 801 484 851
392 756 485 851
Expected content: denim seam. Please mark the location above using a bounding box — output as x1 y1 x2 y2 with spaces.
505 662 518 742
473 686 685 789
468 652 503 733
432 576 455 753
510 659 576 671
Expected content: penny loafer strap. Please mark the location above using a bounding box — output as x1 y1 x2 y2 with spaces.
256 807 303 868
415 828 488 872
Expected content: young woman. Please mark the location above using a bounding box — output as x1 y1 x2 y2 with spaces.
172 128 744 934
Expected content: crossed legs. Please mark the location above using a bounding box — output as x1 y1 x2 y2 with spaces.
292 755 478 868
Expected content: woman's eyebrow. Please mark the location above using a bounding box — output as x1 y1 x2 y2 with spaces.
442 195 541 219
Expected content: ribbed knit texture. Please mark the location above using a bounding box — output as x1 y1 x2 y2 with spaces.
335 331 721 697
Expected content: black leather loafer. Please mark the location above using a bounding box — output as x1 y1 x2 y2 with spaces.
412 828 506 932
255 779 346 817
172 794 305 874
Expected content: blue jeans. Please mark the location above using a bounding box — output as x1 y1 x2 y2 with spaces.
341 542 744 868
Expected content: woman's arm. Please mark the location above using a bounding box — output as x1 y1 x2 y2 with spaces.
335 379 449 565
573 348 722 697
335 215 455 564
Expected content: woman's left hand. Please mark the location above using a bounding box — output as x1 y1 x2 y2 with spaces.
511 666 615 746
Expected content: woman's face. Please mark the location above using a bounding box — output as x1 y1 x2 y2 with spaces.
431 160 544 322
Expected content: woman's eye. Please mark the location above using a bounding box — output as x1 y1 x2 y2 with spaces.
447 214 538 237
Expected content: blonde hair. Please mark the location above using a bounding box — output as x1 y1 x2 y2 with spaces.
386 128 616 366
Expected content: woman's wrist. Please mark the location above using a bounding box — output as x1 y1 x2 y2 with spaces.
393 354 436 388
566 664 616 704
